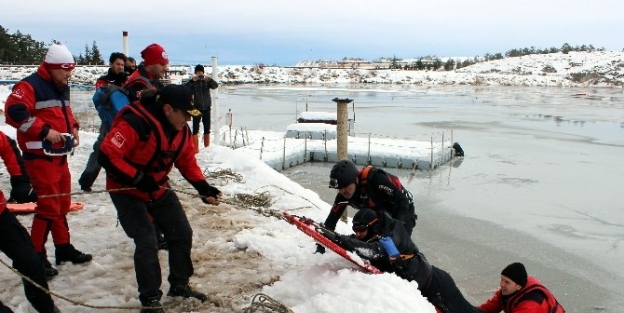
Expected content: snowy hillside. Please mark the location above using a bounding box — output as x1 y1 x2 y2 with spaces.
1 51 623 87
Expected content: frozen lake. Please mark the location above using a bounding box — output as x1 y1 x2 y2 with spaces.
72 84 624 311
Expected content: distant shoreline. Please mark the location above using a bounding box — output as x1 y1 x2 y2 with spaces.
2 50 623 87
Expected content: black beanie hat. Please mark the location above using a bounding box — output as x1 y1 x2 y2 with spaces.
353 209 378 227
501 262 528 286
195 64 204 73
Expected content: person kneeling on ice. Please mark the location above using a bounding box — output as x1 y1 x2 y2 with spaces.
478 262 565 313
98 85 222 313
317 159 417 254
0 132 60 313
319 208 480 313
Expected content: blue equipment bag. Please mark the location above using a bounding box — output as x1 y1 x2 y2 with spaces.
92 77 151 128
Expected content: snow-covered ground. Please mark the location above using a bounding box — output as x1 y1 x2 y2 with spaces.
0 123 437 313
1 51 623 87
1 50 624 312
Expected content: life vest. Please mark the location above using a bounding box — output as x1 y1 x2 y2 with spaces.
505 283 565 313
358 166 405 208
125 103 187 179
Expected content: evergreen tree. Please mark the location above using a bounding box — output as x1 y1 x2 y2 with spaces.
561 43 572 54
91 41 104 65
443 58 455 71
83 43 92 64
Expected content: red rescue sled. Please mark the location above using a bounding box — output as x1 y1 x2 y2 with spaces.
6 202 84 214
283 212 382 274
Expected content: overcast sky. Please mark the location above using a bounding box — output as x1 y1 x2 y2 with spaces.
2 0 622 66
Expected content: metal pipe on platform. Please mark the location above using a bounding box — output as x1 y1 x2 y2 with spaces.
211 56 220 145
122 31 129 56
333 98 353 160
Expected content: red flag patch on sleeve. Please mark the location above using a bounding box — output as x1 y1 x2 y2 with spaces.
111 132 126 148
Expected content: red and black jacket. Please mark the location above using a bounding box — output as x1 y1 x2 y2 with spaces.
98 101 205 201
479 276 565 313
123 65 164 103
4 64 79 158
324 166 415 232
0 132 31 214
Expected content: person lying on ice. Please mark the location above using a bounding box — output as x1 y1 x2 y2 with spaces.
319 208 480 313
478 262 565 313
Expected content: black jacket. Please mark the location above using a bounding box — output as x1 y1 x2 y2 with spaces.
337 212 432 290
185 78 218 110
324 167 415 233
96 68 128 87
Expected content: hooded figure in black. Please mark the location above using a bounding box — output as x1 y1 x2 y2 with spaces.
320 209 480 313
324 160 416 235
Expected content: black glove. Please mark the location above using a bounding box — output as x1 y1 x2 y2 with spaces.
133 172 160 192
317 227 342 245
314 243 326 254
192 180 221 201
9 175 37 203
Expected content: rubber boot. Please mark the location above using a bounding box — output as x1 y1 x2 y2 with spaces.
192 134 199 154
203 134 210 147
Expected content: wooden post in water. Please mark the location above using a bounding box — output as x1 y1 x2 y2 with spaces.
333 98 353 161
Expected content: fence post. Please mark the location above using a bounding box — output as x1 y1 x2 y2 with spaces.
260 137 265 160
282 137 287 170
441 132 445 162
367 132 371 164
241 127 246 146
430 136 434 170
324 131 328 162
304 131 308 162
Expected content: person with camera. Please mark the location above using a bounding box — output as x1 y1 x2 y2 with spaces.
185 64 218 151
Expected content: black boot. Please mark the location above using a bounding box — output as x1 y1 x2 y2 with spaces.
140 299 164 313
0 300 14 313
167 284 208 302
55 243 92 265
39 253 59 279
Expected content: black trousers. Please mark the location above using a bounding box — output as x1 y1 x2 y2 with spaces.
109 190 193 304
191 108 211 135
424 266 481 313
78 123 108 189
0 209 55 313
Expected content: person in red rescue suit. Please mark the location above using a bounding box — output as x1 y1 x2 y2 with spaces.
97 85 222 313
319 208 481 313
478 262 565 313
4 44 92 279
124 43 169 103
123 43 171 250
0 131 60 313
318 159 416 254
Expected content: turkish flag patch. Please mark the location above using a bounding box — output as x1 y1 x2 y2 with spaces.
111 132 126 148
